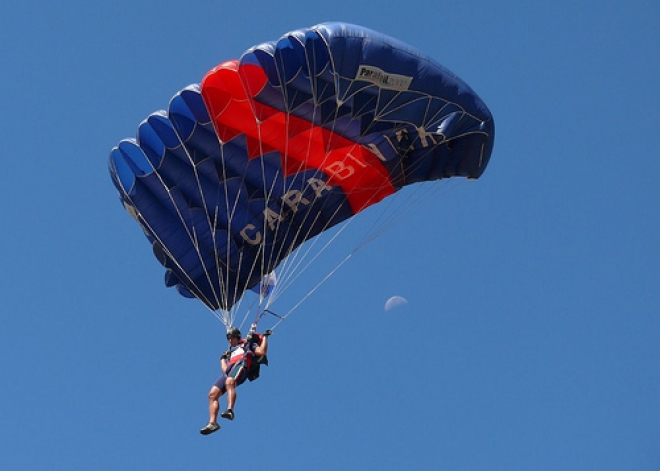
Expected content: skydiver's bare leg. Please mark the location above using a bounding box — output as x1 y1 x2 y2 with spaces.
208 386 221 423
225 377 237 412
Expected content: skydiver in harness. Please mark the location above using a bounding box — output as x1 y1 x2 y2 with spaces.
200 326 270 435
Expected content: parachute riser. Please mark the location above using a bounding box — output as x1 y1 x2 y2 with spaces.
250 308 284 332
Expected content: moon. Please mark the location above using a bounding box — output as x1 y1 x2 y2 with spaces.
384 295 408 311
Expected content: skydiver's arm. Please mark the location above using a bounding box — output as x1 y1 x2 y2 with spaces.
254 335 268 357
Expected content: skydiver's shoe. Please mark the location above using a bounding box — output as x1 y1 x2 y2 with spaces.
200 422 220 435
220 409 235 421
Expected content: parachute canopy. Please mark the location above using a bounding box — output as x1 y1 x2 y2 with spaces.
109 22 494 312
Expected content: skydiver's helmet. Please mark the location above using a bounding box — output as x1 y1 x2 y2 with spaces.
226 327 241 340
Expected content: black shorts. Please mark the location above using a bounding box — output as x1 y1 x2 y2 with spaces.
213 360 248 391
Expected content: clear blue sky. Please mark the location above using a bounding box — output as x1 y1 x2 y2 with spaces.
2 1 659 469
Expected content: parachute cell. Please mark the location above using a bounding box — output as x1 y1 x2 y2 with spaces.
109 22 494 314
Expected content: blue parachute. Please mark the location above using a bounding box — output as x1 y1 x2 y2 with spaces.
109 22 494 315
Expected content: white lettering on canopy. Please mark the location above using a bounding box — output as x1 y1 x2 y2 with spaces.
239 178 333 246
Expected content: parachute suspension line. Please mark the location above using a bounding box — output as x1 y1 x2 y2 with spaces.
232 163 270 323
208 205 227 325
266 166 416 320
238 152 277 325
262 34 361 295
273 251 355 329
258 91 349 310
254 171 285 310
246 307 285 333
184 121 245 327
186 138 227 319
265 131 393 307
132 205 222 324
219 36 474 327
268 155 464 319
350 174 469 254
245 126 455 323
216 87 267 324
228 147 264 326
266 171 388 316
228 37 365 319
232 74 300 322
271 155 396 304
222 66 307 327
123 131 223 317
212 76 286 327
127 199 203 305
246 64 332 311
263 122 330 302
255 51 296 287
235 295 259 332
353 180 432 249
196 196 230 325
215 141 233 326
202 125 256 327
167 96 301 326
344 89 472 250
270 216 353 304
268 194 342 300
265 180 445 324
249 40 418 317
